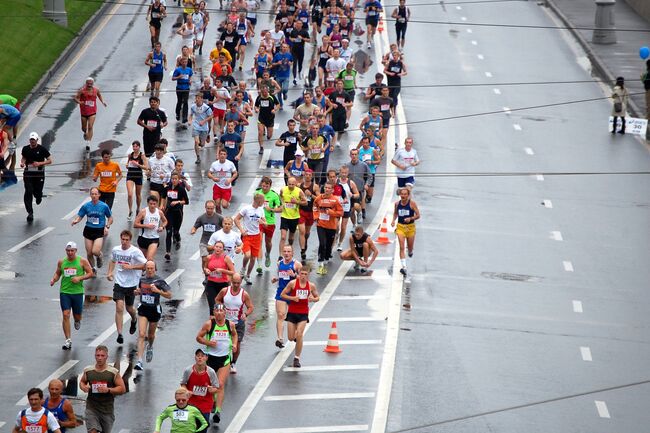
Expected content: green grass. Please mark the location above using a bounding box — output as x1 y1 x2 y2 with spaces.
0 0 104 102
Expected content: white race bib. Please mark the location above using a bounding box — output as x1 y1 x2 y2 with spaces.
297 289 309 299
204 224 216 232
319 212 330 221
64 268 77 277
142 294 156 304
173 409 189 421
88 216 100 225
192 385 207 396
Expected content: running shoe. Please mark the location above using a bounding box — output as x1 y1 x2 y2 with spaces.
74 320 81 330
293 79 297 86
360 267 367 273
117 334 124 344
265 255 271 268
212 412 221 423
322 265 328 275
129 319 137 335
35 196 42 205
256 265 263 275
175 240 181 251
336 244 343 252
292 357 301 368
91 267 97 277
275 339 285 348
26 213 34 222
399 267 407 276
239 267 246 277
367 41 372 49
195 157 201 164
258 147 264 155
127 212 133 221
134 361 143 371
145 344 154 362
353 263 360 271
245 275 252 285
62 339 72 350
301 251 307 261
317 263 325 275
408 250 413 258
230 364 237 374
164 253 171 261
96 254 103 269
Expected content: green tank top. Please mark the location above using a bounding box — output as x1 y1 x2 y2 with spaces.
281 186 301 220
60 256 85 295
205 319 232 357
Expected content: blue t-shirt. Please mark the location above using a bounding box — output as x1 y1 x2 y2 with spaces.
272 52 293 79
78 200 112 228
319 124 335 155
191 103 213 132
219 132 243 161
173 66 193 90
0 104 19 118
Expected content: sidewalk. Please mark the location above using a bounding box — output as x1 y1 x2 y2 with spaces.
549 0 650 119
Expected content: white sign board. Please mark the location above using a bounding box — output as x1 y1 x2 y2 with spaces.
608 116 648 135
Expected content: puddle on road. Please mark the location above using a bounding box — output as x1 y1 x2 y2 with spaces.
481 272 542 283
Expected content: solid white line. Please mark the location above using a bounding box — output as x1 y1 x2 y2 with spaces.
243 425 369 433
190 250 201 261
259 148 272 169
88 315 130 347
0 422 5 429
484 71 492 77
513 124 522 131
543 199 553 208
166 268 185 283
550 231 564 241
466 28 472 33
477 54 484 60
317 317 384 322
572 300 583 313
331 295 385 300
580 346 593 362
16 360 79 405
283 364 379 372
493 88 501 95
7 227 55 253
303 339 382 346
62 198 91 220
524 147 533 154
563 261 574 272
595 400 610 418
118 429 132 433
344 275 391 280
247 175 262 196
536 174 545 181
461 16 467 21
264 392 375 401
471 40 478 45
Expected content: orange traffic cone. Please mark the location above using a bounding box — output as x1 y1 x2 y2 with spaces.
324 322 342 353
378 16 385 33
376 216 392 244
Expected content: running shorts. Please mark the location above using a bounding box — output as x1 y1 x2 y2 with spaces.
212 184 233 202
83 226 105 241
286 312 309 324
395 223 416 238
60 293 84 315
113 284 137 306
242 233 262 257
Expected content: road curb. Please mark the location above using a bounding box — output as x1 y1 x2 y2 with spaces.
21 0 114 110
546 0 642 118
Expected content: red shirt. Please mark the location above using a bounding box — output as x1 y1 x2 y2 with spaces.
185 367 215 413
288 278 310 314
207 253 229 283
79 87 98 116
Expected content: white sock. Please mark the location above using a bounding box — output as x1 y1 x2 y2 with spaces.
401 259 406 268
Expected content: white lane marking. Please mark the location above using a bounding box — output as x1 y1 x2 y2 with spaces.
118 429 131 433
317 317 384 322
243 425 369 433
374 256 393 261
563 261 574 272
247 175 262 196
88 315 131 347
190 250 201 261
460 16 467 21
0 422 5 429
580 346 593 362
166 268 185 283
573 300 583 313
16 360 79 405
513 124 522 131
456 5 462 10
264 392 375 401
536 174 545 181
471 40 478 45
259 148 272 169
503 106 511 114
477 54 484 60
7 227 55 253
493 88 501 95
62 198 91 220
466 28 472 33
0 271 16 280
345 275 391 280
542 199 553 208
283 364 379 372
331 295 385 300
550 231 564 241
303 339 382 346
595 400 610 418
524 147 533 155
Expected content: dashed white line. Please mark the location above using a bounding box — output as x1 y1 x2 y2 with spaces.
524 147 534 155
317 317 384 322
484 71 492 78
466 28 472 33
471 40 478 45
563 261 574 272
542 199 553 208
88 315 131 347
7 226 55 253
62 198 91 220
374 256 393 261
190 250 201 261
580 346 593 361
283 364 379 372
477 54 484 60
503 106 511 114
264 392 375 401
244 425 369 433
0 422 5 429
550 231 563 241
493 88 501 95
595 400 610 418
456 5 462 9
460 16 467 21
573 300 583 313
513 124 522 131
166 268 185 283
247 175 263 196
536 174 545 181
16 360 79 405
259 148 272 169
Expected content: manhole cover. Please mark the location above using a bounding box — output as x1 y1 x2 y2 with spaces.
481 272 541 282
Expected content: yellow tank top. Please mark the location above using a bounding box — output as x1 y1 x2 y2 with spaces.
281 186 301 219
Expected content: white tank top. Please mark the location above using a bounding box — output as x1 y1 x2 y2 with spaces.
141 207 161 239
340 180 352 212
223 287 245 323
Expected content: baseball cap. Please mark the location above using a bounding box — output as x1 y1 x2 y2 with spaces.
213 304 225 311
195 348 207 356
295 148 304 157
29 132 40 142
65 241 78 250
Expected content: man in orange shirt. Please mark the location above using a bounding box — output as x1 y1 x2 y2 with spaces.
93 149 123 209
313 181 343 275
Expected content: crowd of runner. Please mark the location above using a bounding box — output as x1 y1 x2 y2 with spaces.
8 0 422 431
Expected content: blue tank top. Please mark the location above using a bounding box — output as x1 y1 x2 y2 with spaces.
297 9 310 24
150 51 164 73
364 114 382 138
396 199 414 224
44 397 68 433
256 55 268 74
236 19 247 36
278 259 296 291
358 146 376 174
289 160 305 177
225 110 243 132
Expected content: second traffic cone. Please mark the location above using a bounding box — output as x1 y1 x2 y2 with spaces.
324 322 342 353
376 216 391 244
378 15 385 33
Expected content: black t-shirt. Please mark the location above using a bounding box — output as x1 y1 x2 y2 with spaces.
255 95 280 119
220 30 240 53
138 108 167 138
165 184 189 211
21 144 50 173
370 96 394 121
290 28 310 50
328 90 351 116
386 60 403 84
276 11 290 25
279 131 300 161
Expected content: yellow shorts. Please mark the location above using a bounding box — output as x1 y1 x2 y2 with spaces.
395 223 416 238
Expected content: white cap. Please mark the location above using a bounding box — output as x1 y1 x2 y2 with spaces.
29 132 40 142
85 77 94 83
295 148 304 157
65 241 78 250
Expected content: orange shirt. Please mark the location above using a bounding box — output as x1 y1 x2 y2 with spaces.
93 161 122 193
313 194 343 230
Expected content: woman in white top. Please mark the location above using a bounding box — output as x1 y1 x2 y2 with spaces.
134 194 168 260
176 15 197 46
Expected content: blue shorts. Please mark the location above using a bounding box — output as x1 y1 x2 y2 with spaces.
275 286 290 303
239 36 247 46
4 113 21 127
60 293 84 315
397 176 415 188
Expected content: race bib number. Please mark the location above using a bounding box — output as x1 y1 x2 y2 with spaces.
181 74 189 80
309 149 320 157
146 120 158 128
319 212 330 221
226 308 238 321
192 385 208 396
167 190 178 199
285 202 295 209
64 268 77 277
173 409 189 421
296 289 309 299
225 140 235 148
128 160 139 168
391 66 400 73
25 426 43 433
287 136 296 143
380 104 390 111
217 171 227 178
226 36 234 43
91 381 107 393
368 10 376 15
88 216 100 225
362 153 371 161
260 100 270 107
278 270 291 279
398 17 406 23
101 171 112 177
345 75 353 81
210 270 222 279
153 58 161 64
84 100 95 107
142 294 155 304
336 97 345 104
398 209 410 217
204 224 216 232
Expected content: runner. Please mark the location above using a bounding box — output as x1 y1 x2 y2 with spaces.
172 57 193 126
391 136 419 190
176 158 193 191
147 0 167 48
391 187 420 276
71 187 113 274
364 0 383 49
253 45 272 87
313 181 343 274
271 245 301 348
254 86 280 154
235 193 268 283
134 260 172 371
0 103 20 144
345 148 371 224
384 51 407 105
280 266 319 367
276 119 301 180
207 148 237 214
207 216 243 261
126 140 149 220
44 380 77 433
279 176 307 256
189 93 213 164
327 79 352 139
340 225 378 272
392 0 411 50
79 345 126 433
255 177 282 270
191 200 224 276
301 124 327 185
219 120 243 176
220 22 241 69
356 136 380 206
369 85 394 151
191 3 208 55
74 77 107 143
145 42 167 98
180 349 219 433
235 11 254 71
195 304 238 424
215 273 254 374
148 143 176 205
163 171 189 261
134 195 168 260
12 388 62 433
283 149 308 184
298 169 318 261
293 91 316 137
204 241 235 315
49 241 93 350
335 165 360 250
93 149 123 210
210 77 231 139
20 132 51 222
317 35 333 87
107 230 147 345
137 96 168 157
154 388 207 433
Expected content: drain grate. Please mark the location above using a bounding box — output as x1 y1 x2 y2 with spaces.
481 272 541 282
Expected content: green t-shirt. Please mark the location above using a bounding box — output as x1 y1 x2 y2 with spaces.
0 94 18 106
337 69 358 90
256 188 281 225
155 404 207 433
60 256 85 295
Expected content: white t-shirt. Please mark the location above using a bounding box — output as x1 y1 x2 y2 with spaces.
15 408 61 432
239 205 265 235
209 160 237 189
208 229 243 259
269 29 286 48
212 87 231 111
149 155 175 185
392 148 419 178
326 57 347 79
111 245 147 287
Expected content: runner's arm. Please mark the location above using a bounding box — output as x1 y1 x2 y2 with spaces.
96 89 107 107
366 238 379 266
50 259 63 286
80 258 94 281
153 406 172 433
244 292 254 316
60 399 77 429
308 282 320 302
196 320 214 346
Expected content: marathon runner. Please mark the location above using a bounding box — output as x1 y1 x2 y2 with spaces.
283 149 308 184
20 132 51 222
107 230 147 345
74 77 107 144
219 120 243 176
364 0 383 49
335 165 360 250
50 241 93 350
180 349 219 433
369 85 394 152
71 187 113 274
154 388 207 433
145 42 167 98
340 225 378 272
134 260 172 371
207 217 242 261
172 57 193 126
147 0 167 48
134 195 167 260
313 181 343 275
298 169 318 261
191 200 224 276
281 266 319 368
215 273 254 374
391 136 420 190
148 143 175 206
254 86 280 154
356 136 380 206
234 193 268 284
126 140 149 220
93 149 123 210
207 148 238 214
255 176 282 270
391 187 420 276
44 380 77 433
279 176 307 256
164 171 190 261
272 245 301 348
12 388 62 433
392 0 410 49
345 148 371 224
195 304 238 424
384 50 407 105
137 96 168 157
190 93 213 165
204 241 235 315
